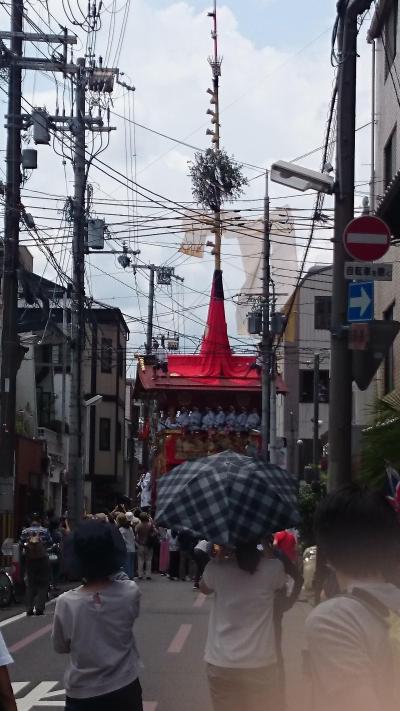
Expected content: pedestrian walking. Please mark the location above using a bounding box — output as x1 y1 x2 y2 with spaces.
0 630 17 710
167 529 180 580
200 541 286 711
20 514 52 616
52 519 143 711
193 540 212 589
117 513 136 579
135 513 156 580
158 527 170 575
48 518 63 593
264 535 304 710
305 485 400 711
177 528 197 581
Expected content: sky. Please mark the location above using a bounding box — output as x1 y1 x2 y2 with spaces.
0 0 375 367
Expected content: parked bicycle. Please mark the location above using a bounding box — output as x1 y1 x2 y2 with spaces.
0 569 14 608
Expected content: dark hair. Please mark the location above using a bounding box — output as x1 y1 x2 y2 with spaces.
133 508 141 518
235 542 262 575
139 512 150 523
66 520 126 580
315 484 400 579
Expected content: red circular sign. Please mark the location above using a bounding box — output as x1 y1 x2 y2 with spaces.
343 215 391 261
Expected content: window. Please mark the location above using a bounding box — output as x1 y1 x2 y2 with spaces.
100 338 112 373
36 390 54 427
385 0 398 79
299 370 330 404
99 417 111 451
314 296 332 331
384 127 397 189
384 302 395 394
116 421 122 452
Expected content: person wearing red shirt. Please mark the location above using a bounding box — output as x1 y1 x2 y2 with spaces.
274 530 298 564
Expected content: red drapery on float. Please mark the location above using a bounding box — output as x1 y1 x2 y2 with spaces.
168 270 258 380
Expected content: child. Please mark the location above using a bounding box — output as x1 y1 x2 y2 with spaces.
52 520 143 710
167 529 180 580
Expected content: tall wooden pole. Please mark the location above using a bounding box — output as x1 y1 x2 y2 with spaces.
208 0 222 271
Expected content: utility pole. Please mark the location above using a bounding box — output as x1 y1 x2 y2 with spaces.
261 171 271 460
328 0 372 490
313 353 320 477
0 5 76 515
67 58 87 529
269 352 277 464
0 0 23 503
131 265 184 469
146 267 155 354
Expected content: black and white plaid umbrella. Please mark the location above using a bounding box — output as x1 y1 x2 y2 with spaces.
155 450 299 546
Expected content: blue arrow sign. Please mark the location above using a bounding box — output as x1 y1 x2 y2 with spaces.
347 281 374 323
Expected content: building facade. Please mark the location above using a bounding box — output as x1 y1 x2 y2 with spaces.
13 260 129 518
83 306 129 512
277 266 332 477
369 0 400 398
277 265 372 477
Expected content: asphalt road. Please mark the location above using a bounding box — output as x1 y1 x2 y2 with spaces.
0 577 311 711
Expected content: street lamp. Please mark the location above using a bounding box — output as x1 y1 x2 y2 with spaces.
270 160 335 195
83 395 103 475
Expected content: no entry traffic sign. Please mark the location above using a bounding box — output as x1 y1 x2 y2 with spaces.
343 215 391 261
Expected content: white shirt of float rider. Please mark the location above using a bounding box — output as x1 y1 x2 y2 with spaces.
140 471 152 509
157 346 168 364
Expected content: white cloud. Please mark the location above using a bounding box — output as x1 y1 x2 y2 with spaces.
0 1 372 352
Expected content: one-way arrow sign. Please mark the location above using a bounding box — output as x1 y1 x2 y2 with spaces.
347 281 374 323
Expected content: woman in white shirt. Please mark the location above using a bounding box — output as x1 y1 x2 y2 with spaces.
200 542 285 711
52 520 143 711
117 513 137 579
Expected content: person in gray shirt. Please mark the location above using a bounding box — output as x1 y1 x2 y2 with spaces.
246 408 260 431
215 406 226 429
177 407 190 428
235 407 248 432
202 407 215 430
52 520 143 711
189 406 202 431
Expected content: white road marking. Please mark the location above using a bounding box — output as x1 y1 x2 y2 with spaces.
12 683 156 709
167 624 192 653
12 681 62 710
11 682 30 695
193 593 206 608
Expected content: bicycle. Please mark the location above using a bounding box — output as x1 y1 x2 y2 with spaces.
0 569 15 607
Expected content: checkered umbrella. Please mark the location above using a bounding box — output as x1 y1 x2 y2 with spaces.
155 450 299 546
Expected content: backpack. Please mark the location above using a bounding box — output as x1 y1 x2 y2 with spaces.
24 532 47 560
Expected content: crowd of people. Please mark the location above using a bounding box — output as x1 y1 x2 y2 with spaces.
159 405 261 432
16 504 221 613
0 486 399 711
